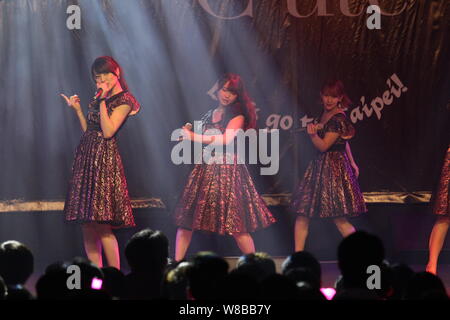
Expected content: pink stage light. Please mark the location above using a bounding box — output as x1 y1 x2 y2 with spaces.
320 288 336 300
91 277 103 290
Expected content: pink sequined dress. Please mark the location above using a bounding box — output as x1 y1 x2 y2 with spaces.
290 113 367 219
64 91 140 228
432 145 449 216
174 104 276 235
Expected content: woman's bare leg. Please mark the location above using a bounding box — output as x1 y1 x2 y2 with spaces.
294 216 310 251
81 223 103 267
426 217 450 275
233 233 255 254
334 217 356 238
95 223 120 269
175 228 193 262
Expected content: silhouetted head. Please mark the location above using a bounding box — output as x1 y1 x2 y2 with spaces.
0 240 34 285
282 251 321 288
186 252 229 300
260 274 299 300
36 261 72 300
236 252 276 282
405 272 449 300
337 231 385 289
220 269 261 300
37 258 108 300
125 229 169 274
162 261 193 300
284 267 322 292
101 267 125 299
388 263 415 300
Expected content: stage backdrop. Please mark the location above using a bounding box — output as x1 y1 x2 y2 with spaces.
0 0 449 207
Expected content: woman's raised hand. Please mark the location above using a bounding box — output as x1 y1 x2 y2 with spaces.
183 122 193 130
60 94 81 112
179 122 193 141
307 123 323 136
96 82 110 99
307 123 318 136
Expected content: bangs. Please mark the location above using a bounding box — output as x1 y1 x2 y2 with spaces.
217 73 244 95
321 80 345 97
321 85 341 97
222 78 240 94
91 58 117 79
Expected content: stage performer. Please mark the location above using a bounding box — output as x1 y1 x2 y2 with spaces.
61 56 140 269
174 73 276 261
290 79 367 251
426 144 450 275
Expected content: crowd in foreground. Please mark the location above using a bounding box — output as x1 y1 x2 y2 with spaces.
0 229 448 300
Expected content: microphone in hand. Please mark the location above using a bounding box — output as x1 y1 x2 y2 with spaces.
93 88 103 101
291 123 323 133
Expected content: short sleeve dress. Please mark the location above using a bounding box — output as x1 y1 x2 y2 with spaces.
64 91 140 227
290 113 367 218
174 103 276 234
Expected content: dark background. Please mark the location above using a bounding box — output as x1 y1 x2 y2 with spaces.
0 1 449 271
0 0 448 203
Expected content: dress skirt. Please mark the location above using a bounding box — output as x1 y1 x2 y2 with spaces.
432 146 450 216
64 130 135 228
290 149 367 219
174 154 276 235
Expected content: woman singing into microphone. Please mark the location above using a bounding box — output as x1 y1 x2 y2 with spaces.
61 56 140 269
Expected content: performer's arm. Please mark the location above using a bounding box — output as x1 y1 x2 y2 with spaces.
75 109 88 132
346 142 360 178
308 124 340 153
182 115 245 145
99 101 131 139
60 94 87 132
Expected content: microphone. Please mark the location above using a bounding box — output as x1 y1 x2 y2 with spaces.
93 88 103 100
291 123 323 133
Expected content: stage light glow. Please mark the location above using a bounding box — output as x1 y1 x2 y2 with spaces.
320 287 336 300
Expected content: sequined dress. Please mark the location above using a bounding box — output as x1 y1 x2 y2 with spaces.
174 105 276 234
64 91 140 227
432 145 449 216
290 113 367 218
